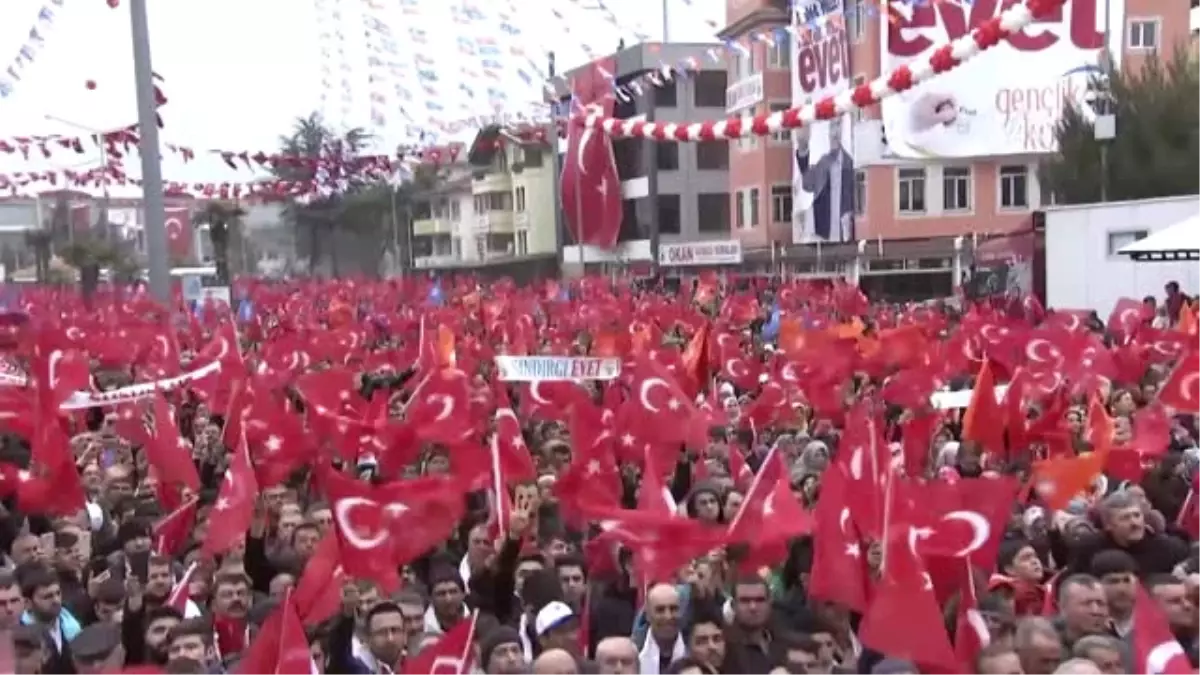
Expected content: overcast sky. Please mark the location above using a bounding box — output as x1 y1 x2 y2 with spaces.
0 0 722 197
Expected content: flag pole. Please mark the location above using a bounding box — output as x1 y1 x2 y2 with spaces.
575 113 586 277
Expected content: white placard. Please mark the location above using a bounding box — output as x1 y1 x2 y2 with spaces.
495 356 621 382
929 385 1010 410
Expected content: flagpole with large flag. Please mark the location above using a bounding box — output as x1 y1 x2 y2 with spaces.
129 0 171 303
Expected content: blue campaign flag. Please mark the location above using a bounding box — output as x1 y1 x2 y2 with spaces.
237 299 255 323
427 284 445 306
762 304 781 340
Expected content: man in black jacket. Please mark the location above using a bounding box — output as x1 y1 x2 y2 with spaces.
1068 491 1189 578
794 116 855 243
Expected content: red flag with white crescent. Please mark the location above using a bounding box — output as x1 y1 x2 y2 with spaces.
559 58 622 249
165 207 193 259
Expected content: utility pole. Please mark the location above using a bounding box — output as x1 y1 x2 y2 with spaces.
129 0 170 302
662 0 669 42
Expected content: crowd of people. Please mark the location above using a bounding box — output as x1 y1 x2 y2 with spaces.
0 274 1194 675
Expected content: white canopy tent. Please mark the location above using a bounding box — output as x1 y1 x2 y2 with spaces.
1118 213 1200 261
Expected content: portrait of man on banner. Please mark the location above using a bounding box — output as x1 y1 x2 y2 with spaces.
794 115 855 243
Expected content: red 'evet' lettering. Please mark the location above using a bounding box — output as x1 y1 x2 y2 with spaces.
886 0 1104 57
797 31 849 94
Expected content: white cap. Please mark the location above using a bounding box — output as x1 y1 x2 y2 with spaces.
534 601 575 636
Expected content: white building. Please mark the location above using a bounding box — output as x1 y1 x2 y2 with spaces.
1044 195 1200 316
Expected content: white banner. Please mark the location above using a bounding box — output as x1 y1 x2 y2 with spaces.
791 0 855 245
495 356 621 382
878 0 1123 158
658 241 743 267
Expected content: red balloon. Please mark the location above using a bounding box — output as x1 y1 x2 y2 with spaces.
85 80 96 90
107 0 119 7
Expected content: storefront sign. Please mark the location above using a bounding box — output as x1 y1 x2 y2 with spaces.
658 241 744 267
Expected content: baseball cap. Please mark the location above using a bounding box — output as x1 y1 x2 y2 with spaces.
534 601 576 636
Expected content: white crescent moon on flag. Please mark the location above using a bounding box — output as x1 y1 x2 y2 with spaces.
46 350 63 389
781 363 798 382
725 359 746 379
979 325 1007 343
430 394 454 422
578 127 593 175
1146 640 1185 674
943 510 990 557
1024 339 1059 365
334 497 390 550
1180 372 1199 405
530 381 553 405
639 377 670 413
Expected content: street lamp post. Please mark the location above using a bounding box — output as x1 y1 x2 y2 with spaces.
128 0 171 302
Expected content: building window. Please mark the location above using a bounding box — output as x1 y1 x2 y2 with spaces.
514 187 526 212
897 168 926 213
846 0 866 42
770 185 792 223
516 230 528 256
766 32 791 69
451 238 461 260
697 193 730 232
475 235 486 260
942 166 971 212
1129 19 1159 50
747 187 760 227
999 165 1029 209
694 70 728 108
656 80 678 107
449 200 461 220
768 102 790 143
695 141 729 170
474 191 511 213
520 147 544 167
731 49 752 80
735 190 746 229
1108 230 1148 256
735 135 758 152
854 170 866 216
656 143 679 171
657 194 681 235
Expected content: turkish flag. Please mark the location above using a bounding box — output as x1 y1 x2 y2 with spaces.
165 206 193 258
560 58 621 249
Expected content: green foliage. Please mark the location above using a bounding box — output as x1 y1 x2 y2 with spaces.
23 229 53 284
58 233 135 301
1039 47 1199 205
273 113 402 276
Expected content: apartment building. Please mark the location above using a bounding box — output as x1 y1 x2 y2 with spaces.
411 132 559 271
718 0 1191 292
557 43 734 269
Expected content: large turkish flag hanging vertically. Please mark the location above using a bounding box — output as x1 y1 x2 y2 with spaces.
560 57 622 249
165 207 193 259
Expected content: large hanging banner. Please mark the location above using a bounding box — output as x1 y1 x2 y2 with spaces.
791 0 856 245
878 0 1123 158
